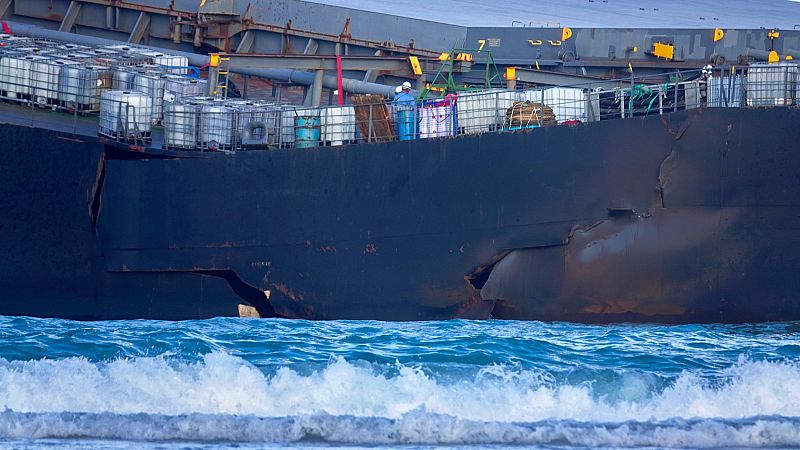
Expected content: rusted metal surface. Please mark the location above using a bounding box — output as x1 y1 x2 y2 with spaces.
484 108 800 323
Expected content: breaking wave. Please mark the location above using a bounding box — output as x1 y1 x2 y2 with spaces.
1 352 800 446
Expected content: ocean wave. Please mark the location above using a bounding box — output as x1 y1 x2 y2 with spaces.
1 352 800 423
1 410 799 447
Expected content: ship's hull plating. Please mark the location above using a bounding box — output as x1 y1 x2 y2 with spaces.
3 107 800 322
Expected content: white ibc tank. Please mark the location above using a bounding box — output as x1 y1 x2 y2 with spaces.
132 50 189 74
99 90 153 136
321 106 356 145
543 87 586 123
707 75 745 107
58 65 114 111
163 75 206 103
457 89 516 134
747 62 797 106
112 68 136 90
0 54 50 99
132 71 168 123
164 101 203 149
31 59 79 104
199 102 237 149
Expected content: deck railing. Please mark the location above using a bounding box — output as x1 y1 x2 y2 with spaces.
0 34 796 151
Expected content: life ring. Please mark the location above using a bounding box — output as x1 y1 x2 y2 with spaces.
241 121 267 145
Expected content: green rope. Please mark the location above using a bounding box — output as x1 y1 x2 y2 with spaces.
627 83 669 116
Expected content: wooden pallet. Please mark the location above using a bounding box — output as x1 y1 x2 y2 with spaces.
351 94 395 143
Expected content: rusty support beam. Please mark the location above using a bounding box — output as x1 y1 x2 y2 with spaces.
58 1 82 33
128 11 151 44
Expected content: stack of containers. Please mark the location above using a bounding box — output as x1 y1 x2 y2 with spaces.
99 90 153 141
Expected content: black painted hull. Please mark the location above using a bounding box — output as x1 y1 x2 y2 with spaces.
3 106 800 322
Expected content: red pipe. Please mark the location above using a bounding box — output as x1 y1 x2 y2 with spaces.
336 54 344 105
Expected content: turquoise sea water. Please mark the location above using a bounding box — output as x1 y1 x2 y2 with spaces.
1 317 800 449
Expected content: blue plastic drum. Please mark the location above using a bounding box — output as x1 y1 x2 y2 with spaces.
294 115 321 148
396 109 416 141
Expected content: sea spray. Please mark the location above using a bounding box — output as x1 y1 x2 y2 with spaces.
1 317 800 448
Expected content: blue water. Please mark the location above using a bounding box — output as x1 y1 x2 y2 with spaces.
1 317 800 449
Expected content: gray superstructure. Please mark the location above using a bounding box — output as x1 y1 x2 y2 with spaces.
4 1 799 69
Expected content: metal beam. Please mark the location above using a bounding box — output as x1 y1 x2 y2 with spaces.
128 11 150 44
303 38 318 55
510 67 624 90
215 53 470 75
363 50 383 83
0 0 12 20
219 54 411 72
308 69 324 106
58 1 81 33
235 30 255 53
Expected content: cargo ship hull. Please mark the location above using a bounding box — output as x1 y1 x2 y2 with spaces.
3 106 800 322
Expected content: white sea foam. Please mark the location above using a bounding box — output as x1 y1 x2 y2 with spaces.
0 411 799 447
3 352 800 421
